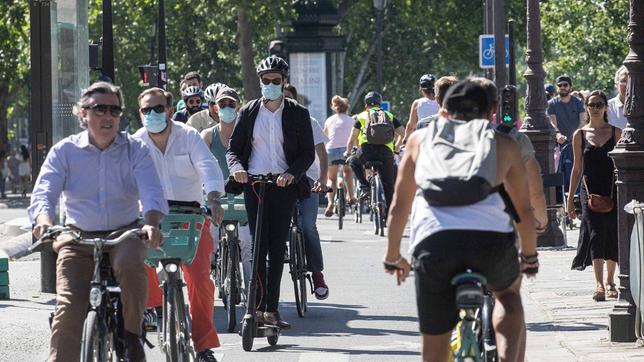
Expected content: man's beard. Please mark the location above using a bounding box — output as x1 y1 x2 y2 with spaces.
187 106 201 115
558 89 570 97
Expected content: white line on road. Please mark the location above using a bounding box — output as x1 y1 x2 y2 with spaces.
298 352 350 362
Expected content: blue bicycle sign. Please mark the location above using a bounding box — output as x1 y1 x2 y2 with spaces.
479 35 510 69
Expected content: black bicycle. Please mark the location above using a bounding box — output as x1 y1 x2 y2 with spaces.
215 194 248 333
146 200 207 362
330 159 348 230
450 270 497 362
287 201 309 318
365 161 387 236
31 226 146 362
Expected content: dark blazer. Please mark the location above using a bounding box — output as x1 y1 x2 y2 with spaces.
226 97 315 196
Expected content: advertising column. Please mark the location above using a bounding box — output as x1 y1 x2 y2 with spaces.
289 53 327 122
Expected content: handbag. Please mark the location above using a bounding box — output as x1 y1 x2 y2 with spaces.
583 175 614 213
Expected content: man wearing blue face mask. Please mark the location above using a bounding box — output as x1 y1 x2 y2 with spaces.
134 88 226 362
227 55 315 330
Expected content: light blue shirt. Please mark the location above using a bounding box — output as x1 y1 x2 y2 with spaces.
29 131 168 231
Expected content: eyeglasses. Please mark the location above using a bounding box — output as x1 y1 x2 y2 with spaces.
587 102 605 109
557 83 570 88
261 77 282 86
83 104 123 117
140 104 166 115
186 98 202 106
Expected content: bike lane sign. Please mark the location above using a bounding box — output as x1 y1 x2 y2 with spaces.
479 34 510 69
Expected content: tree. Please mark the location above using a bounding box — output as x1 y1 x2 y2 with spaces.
0 1 30 149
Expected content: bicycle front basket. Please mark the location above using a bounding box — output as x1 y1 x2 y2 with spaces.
145 212 206 266
222 193 248 225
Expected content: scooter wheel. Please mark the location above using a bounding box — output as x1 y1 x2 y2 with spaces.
241 319 254 351
267 334 279 346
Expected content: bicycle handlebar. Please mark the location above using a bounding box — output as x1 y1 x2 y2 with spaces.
29 226 147 253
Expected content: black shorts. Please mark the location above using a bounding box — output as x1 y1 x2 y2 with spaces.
412 229 519 335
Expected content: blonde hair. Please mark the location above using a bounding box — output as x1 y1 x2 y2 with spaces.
331 95 349 114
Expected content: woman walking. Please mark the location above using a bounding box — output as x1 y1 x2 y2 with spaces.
18 145 31 197
323 95 357 217
567 90 620 301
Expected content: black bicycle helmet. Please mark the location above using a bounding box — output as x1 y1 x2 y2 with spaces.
182 86 203 101
364 91 382 107
419 74 436 90
204 83 228 103
256 55 289 77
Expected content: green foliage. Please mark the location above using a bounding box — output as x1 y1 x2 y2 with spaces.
0 1 30 121
541 0 629 94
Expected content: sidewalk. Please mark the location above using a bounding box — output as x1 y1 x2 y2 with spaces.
523 226 644 361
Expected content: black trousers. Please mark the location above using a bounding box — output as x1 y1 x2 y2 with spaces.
349 143 395 211
243 182 297 312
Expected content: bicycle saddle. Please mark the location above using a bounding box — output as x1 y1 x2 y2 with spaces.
331 159 346 166
451 271 487 310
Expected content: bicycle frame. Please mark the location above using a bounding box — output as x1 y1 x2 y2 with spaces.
159 257 194 362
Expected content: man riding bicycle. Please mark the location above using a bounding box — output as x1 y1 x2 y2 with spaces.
133 87 225 362
346 91 405 212
384 79 538 362
226 55 314 330
29 82 168 362
173 86 205 124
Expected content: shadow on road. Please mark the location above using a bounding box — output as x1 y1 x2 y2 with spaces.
526 321 607 332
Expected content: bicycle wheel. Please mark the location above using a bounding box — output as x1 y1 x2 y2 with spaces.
80 310 105 362
296 230 308 314
481 295 497 362
225 241 239 332
241 318 254 351
174 280 192 362
163 281 178 362
371 179 380 235
220 242 230 309
289 227 304 317
337 187 345 230
375 175 386 236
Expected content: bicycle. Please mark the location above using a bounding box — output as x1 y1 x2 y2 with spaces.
450 270 497 362
365 161 387 236
30 226 147 362
146 200 207 362
287 199 310 318
214 193 248 333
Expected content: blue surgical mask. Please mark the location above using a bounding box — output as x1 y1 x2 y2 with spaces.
142 110 167 133
261 83 283 101
218 106 237 124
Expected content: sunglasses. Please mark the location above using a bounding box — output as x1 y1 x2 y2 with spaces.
83 104 122 117
587 102 605 109
261 77 282 86
140 104 166 115
186 98 202 106
557 83 570 88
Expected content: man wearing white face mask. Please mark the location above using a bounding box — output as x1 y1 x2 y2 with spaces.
201 87 253 291
133 87 226 362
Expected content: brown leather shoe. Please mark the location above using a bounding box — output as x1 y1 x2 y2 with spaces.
263 311 291 330
124 330 146 362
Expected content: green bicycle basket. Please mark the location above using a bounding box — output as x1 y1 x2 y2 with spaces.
145 208 206 266
222 193 248 224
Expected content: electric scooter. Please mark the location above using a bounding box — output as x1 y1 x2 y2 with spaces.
241 174 281 351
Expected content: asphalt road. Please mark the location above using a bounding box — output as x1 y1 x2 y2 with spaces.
0 208 420 361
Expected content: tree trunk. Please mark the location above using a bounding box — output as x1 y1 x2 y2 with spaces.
0 85 13 152
237 2 261 101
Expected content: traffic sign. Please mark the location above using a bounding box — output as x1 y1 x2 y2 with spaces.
380 101 390 112
479 35 510 69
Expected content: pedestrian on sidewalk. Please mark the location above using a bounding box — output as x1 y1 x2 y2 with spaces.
568 90 621 302
6 149 19 194
18 145 31 197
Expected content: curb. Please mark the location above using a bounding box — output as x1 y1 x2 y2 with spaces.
1 217 31 238
0 232 32 260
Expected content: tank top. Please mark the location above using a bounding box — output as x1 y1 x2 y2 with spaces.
417 98 440 121
409 190 513 253
209 125 230 180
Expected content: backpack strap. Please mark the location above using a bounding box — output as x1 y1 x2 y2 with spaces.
497 184 520 222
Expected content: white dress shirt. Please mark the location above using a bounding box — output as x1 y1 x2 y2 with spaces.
134 121 224 204
306 117 329 181
248 101 289 175
608 96 626 129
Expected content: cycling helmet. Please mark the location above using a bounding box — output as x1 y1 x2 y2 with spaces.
419 74 436 90
182 86 203 101
256 55 289 77
204 83 228 103
364 91 382 106
544 83 555 94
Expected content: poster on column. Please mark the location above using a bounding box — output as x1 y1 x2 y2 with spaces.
289 53 327 123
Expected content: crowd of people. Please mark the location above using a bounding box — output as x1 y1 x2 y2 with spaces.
25 52 628 362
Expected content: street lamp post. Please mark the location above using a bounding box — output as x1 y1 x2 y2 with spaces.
608 0 644 343
373 0 386 94
521 0 564 247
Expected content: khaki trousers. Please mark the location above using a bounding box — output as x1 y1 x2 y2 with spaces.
48 228 148 362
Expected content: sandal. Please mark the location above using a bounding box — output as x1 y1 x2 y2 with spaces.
324 204 334 217
606 283 618 299
592 286 606 302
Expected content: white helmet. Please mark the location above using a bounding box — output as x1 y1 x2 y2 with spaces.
204 83 228 103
